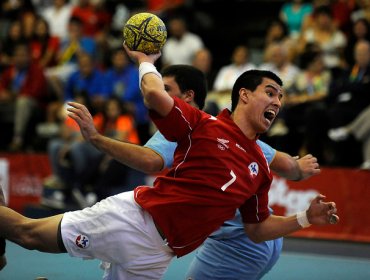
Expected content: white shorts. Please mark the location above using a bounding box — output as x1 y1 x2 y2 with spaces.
61 191 174 279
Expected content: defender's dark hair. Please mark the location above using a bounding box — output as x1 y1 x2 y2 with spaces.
231 70 283 112
161 64 208 109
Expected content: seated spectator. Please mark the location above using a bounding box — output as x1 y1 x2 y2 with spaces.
297 5 347 73
0 20 25 69
324 39 370 166
92 96 141 201
38 51 104 140
343 18 370 67
161 15 204 67
264 18 297 63
279 0 313 39
64 52 106 114
271 49 331 162
206 45 256 114
42 95 140 209
41 0 73 41
213 45 256 93
71 0 111 38
102 48 149 144
45 16 97 98
0 42 48 151
192 48 215 90
41 92 94 209
30 16 60 68
259 42 301 90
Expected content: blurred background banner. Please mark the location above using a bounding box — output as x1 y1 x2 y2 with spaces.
271 168 370 243
0 153 50 212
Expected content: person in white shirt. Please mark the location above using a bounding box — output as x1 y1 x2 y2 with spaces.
42 0 74 41
161 16 204 66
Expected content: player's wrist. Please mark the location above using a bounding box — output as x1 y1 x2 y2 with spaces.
296 210 311 228
139 62 162 90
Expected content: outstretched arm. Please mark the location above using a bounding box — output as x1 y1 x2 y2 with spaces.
270 152 320 181
67 102 164 173
244 194 339 243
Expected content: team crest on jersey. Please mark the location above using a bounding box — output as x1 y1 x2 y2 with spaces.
217 138 229 150
248 162 259 177
75 234 90 249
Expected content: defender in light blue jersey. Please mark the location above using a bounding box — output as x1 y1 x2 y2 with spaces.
145 131 282 279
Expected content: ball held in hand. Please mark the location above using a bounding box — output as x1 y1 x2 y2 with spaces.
123 12 167 54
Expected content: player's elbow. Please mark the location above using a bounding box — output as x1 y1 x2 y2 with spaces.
243 224 264 243
12 221 40 250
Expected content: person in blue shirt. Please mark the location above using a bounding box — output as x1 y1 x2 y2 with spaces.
64 52 105 114
102 48 150 144
58 64 321 279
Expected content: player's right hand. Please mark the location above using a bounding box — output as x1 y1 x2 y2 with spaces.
123 42 161 65
66 102 99 142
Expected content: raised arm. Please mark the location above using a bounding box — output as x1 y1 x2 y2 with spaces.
270 152 320 181
123 44 173 116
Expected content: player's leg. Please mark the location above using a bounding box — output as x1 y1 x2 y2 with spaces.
0 206 63 253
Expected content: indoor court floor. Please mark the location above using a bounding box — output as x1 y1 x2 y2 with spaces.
1 237 369 279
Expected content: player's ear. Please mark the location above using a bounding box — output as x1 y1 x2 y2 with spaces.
183 90 195 103
239 88 250 104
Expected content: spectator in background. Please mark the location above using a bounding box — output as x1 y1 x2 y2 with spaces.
259 42 301 91
0 42 48 151
30 16 60 68
297 5 347 73
343 17 370 67
42 92 93 210
351 0 370 23
0 0 25 39
20 10 37 42
192 48 215 90
102 48 149 144
45 16 96 103
272 49 331 162
279 0 313 39
264 18 297 63
325 39 370 166
161 15 204 67
41 0 73 41
0 20 25 69
92 96 141 201
71 0 111 38
64 52 105 114
42 95 140 209
206 45 256 113
213 45 256 93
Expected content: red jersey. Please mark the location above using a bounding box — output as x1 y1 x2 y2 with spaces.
134 97 272 257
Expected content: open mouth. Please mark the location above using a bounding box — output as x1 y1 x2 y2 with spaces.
264 109 276 123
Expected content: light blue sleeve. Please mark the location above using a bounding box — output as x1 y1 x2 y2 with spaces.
257 139 276 164
144 131 177 168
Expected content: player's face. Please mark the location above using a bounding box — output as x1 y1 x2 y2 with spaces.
249 77 282 133
163 76 183 99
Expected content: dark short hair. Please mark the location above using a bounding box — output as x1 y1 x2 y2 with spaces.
161 64 208 109
231 70 283 111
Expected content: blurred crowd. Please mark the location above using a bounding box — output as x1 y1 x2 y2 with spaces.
1 0 370 209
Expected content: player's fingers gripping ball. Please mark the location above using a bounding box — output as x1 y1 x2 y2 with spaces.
123 12 167 54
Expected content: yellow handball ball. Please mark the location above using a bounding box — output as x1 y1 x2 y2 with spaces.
123 12 167 54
